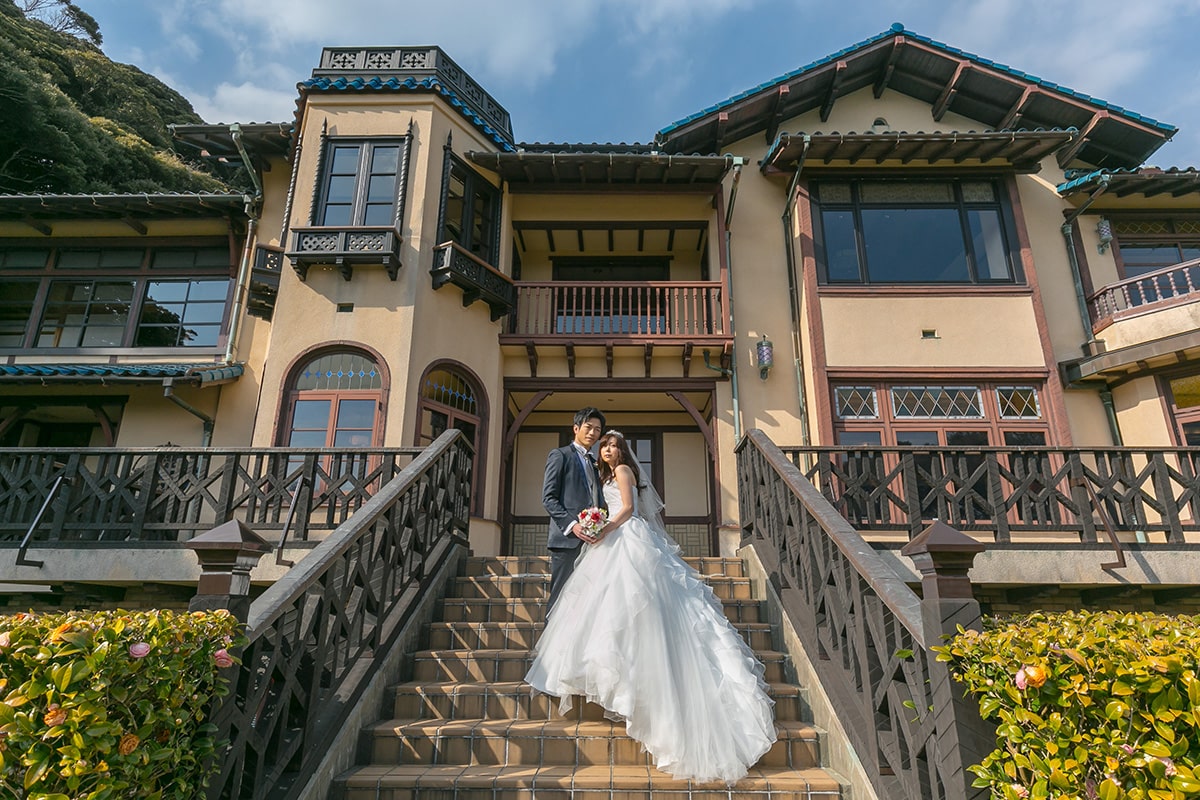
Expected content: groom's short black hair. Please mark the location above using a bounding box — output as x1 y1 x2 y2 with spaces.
573 406 606 429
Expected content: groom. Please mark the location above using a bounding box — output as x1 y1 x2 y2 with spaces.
542 406 607 614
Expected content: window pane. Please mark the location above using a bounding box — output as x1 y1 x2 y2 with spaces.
57 251 101 269
0 280 38 345
0 250 50 269
98 250 143 268
961 182 996 202
291 399 332 430
81 325 125 347
968 209 1011 280
837 430 882 445
818 183 852 204
326 175 356 205
442 164 467 242
333 430 372 446
289 429 328 448
1182 246 1200 261
1182 422 1200 447
363 203 393 226
152 250 195 269
860 182 954 203
895 430 939 446
1120 246 1180 265
835 386 877 417
891 386 983 418
366 174 396 204
997 387 1041 418
1004 431 1047 446
321 204 352 227
329 145 361 174
370 146 399 175
295 352 381 390
145 281 188 302
188 280 230 301
336 399 376 429
182 303 225 324
945 430 989 446
862 208 969 282
821 210 861 281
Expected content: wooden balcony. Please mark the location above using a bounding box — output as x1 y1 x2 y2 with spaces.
500 281 732 377
1088 257 1200 333
286 226 403 281
430 241 516 321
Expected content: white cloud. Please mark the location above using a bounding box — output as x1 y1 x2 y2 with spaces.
187 82 300 125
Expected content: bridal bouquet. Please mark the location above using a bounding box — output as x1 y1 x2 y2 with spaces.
577 506 608 538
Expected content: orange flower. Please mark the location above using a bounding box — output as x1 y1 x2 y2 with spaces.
49 622 72 642
1023 665 1048 688
118 733 139 756
43 704 66 727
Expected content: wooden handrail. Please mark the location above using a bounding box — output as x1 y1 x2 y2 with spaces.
433 240 512 283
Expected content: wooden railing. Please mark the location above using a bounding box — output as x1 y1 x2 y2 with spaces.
431 240 516 320
0 448 422 545
505 281 729 339
206 429 472 799
1088 257 1200 332
737 430 991 800
782 446 1200 542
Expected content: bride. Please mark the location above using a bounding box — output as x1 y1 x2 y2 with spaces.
525 430 776 783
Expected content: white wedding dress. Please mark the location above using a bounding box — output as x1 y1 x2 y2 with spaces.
525 481 777 783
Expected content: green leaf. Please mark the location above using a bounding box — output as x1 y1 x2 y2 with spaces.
24 754 51 789
894 649 914 660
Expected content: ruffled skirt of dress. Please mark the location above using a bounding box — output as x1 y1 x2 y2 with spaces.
525 516 776 783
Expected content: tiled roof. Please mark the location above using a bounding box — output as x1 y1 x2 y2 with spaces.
299 76 516 151
1057 167 1200 196
0 363 244 384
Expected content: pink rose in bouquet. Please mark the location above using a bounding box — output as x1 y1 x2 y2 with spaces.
577 506 608 538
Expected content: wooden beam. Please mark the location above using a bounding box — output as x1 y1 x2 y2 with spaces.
715 113 729 147
819 61 848 123
524 342 538 378
932 62 969 122
644 343 653 378
999 86 1035 129
605 342 613 378
873 36 904 98
120 217 148 235
1056 111 1108 168
765 84 791 144
682 342 693 378
566 343 576 378
503 389 553 451
666 390 715 459
22 217 52 236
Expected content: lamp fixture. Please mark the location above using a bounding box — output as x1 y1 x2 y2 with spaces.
1096 217 1114 254
755 335 774 380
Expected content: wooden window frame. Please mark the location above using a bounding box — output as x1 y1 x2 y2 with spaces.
277 345 389 448
0 238 234 354
437 150 500 267
1110 216 1200 279
312 137 409 229
811 177 1022 286
414 360 489 517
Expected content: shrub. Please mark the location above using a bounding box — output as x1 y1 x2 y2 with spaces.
0 609 241 799
938 610 1200 800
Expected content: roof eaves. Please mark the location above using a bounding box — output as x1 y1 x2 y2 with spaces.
299 76 516 151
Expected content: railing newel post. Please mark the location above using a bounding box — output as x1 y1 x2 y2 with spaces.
900 522 992 800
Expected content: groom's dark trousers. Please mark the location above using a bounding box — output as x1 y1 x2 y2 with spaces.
542 444 605 615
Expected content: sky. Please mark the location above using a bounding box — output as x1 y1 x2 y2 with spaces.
86 0 1200 167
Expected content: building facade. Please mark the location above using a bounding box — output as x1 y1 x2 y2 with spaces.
3 24 1196 558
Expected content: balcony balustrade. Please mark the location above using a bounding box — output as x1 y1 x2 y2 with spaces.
1088 257 1200 332
504 280 729 341
286 226 403 281
783 445 1200 543
430 241 516 320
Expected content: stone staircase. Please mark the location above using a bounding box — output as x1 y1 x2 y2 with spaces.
331 555 844 800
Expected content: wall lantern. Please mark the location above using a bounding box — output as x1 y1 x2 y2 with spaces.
1096 217 1114 254
755 335 774 380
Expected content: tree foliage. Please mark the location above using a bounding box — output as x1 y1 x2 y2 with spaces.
0 0 234 193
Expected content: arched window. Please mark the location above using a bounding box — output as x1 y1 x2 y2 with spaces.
416 362 486 515
282 349 385 448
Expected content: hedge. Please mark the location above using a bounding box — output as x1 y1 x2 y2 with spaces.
0 609 241 799
937 610 1200 800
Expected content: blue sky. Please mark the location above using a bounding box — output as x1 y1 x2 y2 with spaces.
88 0 1200 166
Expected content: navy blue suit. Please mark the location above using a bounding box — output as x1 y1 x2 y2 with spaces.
543 443 606 613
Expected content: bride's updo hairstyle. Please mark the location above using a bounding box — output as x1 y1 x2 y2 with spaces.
597 430 642 487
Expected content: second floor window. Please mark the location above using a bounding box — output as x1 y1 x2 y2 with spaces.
0 242 232 351
439 154 500 265
1111 218 1200 278
814 179 1019 285
316 139 406 227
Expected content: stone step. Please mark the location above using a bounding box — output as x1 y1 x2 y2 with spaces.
365 719 822 770
458 556 745 579
427 620 775 651
450 574 754 600
336 764 842 800
392 680 809 723
410 650 790 684
440 597 765 624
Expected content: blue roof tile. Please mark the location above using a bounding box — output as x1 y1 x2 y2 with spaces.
0 363 244 383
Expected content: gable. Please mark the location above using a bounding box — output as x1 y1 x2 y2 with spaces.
657 24 1175 170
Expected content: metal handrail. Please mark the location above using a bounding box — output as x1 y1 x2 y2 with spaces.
274 476 305 567
16 474 66 568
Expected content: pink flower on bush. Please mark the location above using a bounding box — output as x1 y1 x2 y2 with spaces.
0 631 9 649
1010 784 1029 799
213 648 234 668
1160 758 1177 777
128 642 151 659
1014 668 1028 690
1014 664 1046 690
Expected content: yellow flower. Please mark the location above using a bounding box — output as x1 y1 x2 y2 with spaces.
1023 665 1048 688
49 622 72 642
